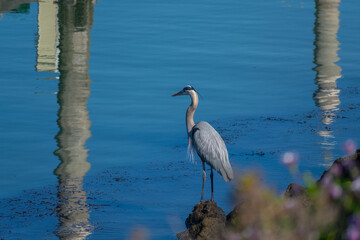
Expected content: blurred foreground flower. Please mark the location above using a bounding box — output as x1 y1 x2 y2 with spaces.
229 173 338 240
178 150 360 240
281 151 299 174
343 139 357 155
346 214 360 240
226 149 360 240
351 177 360 193
330 162 343 177
329 183 343 199
282 152 298 166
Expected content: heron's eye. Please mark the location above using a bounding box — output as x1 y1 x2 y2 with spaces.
184 86 193 91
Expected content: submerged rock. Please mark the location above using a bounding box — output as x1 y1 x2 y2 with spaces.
177 201 226 240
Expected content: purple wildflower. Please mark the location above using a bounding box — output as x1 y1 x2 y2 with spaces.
347 227 360 240
227 233 242 240
343 139 357 155
330 162 343 177
351 177 360 193
346 215 360 240
282 152 298 167
329 183 342 199
321 174 333 188
284 199 298 209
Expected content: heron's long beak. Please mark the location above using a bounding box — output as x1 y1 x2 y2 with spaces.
172 91 183 97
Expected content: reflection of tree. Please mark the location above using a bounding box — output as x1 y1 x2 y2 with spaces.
52 0 94 239
313 0 341 160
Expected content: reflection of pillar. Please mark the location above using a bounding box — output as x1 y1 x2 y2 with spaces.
313 0 341 157
36 0 59 72
53 1 94 239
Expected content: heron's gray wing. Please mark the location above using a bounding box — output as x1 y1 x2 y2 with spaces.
191 121 234 181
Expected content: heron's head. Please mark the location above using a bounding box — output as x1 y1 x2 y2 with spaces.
172 85 197 97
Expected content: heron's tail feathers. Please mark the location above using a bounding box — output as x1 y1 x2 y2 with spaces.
217 159 234 182
221 166 234 182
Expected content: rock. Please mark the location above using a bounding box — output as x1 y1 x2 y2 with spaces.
226 203 242 228
177 201 226 240
319 149 360 183
284 183 305 198
284 183 310 207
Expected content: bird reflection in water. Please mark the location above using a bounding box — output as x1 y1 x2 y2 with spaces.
35 0 95 238
313 0 342 162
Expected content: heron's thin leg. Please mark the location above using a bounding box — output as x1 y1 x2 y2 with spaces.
210 167 214 201
201 161 206 202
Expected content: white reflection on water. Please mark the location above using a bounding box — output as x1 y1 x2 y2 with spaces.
36 0 95 238
36 0 59 73
313 0 342 161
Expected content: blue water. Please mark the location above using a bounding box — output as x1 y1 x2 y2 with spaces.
0 0 360 239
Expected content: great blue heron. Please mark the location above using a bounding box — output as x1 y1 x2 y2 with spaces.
172 85 234 202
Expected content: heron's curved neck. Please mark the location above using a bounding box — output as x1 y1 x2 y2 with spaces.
186 91 198 135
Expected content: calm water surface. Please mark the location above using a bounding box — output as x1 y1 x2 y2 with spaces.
0 0 359 239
